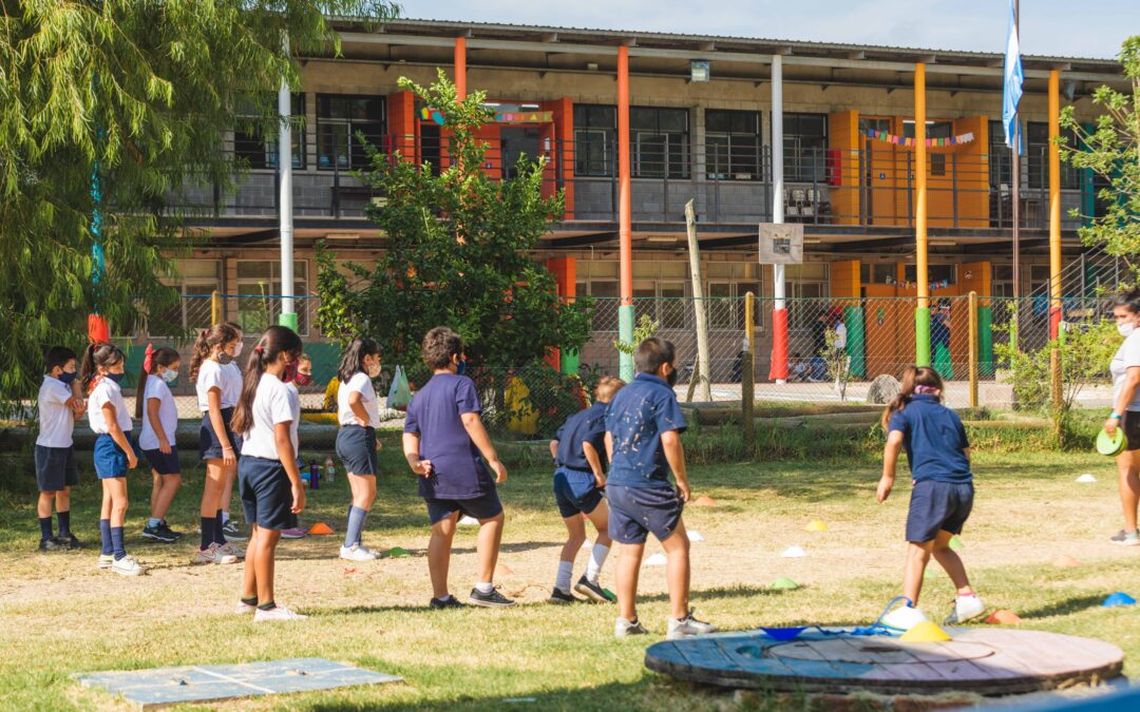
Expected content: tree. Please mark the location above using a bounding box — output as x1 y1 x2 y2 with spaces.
0 1 397 414
1060 36 1139 256
315 71 593 383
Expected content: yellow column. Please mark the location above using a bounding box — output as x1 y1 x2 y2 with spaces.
914 63 930 366
1048 69 1062 337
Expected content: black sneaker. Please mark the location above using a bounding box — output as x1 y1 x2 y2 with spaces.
222 520 248 541
58 533 83 550
429 595 464 610
38 537 65 552
142 523 179 543
574 575 616 604
468 587 516 608
549 588 577 605
158 522 184 540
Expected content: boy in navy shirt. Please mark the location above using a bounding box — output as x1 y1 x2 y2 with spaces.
548 376 624 604
605 338 715 639
877 366 985 632
403 327 515 609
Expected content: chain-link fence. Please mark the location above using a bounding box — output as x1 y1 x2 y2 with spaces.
115 291 1121 429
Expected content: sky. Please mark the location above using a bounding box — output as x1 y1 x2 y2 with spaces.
408 0 1138 60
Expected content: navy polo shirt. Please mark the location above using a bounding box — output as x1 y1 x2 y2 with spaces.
404 373 495 500
605 373 687 489
555 402 608 472
887 394 972 484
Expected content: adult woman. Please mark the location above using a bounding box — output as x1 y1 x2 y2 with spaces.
1106 288 1140 546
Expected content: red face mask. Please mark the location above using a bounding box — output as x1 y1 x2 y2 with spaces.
282 361 298 384
294 371 312 387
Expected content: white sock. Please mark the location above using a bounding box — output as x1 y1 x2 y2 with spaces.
221 511 231 524
555 560 574 593
586 544 610 584
475 581 494 594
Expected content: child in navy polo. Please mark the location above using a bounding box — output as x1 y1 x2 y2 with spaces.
877 365 985 632
402 327 515 609
34 346 83 552
605 338 715 639
548 376 625 604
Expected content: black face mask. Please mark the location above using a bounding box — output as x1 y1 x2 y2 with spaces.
666 367 678 387
217 353 234 366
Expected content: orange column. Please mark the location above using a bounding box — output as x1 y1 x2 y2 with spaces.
828 111 860 225
454 37 467 100
544 98 576 218
1048 69 1062 339
387 91 417 160
617 45 633 380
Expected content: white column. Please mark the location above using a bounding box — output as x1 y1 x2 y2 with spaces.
771 54 785 308
277 63 295 329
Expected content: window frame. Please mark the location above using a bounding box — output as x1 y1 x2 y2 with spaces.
316 94 387 172
782 113 828 183
705 109 761 181
233 93 306 170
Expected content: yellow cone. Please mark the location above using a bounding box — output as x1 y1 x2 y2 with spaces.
900 621 952 643
805 520 829 532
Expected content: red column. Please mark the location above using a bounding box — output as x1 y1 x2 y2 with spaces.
543 98 575 218
454 37 467 100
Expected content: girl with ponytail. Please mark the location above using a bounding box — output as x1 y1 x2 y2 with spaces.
876 365 983 633
231 325 307 621
136 344 184 543
335 337 384 561
82 342 146 576
192 323 243 566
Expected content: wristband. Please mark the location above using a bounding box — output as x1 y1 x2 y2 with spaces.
1111 413 1122 420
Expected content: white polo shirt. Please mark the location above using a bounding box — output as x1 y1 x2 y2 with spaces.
337 372 380 428
88 378 132 434
240 373 300 460
196 359 239 411
36 376 75 448
138 376 178 450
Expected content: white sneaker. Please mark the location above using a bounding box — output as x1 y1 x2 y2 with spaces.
111 555 145 577
254 605 308 622
97 554 114 570
667 610 717 640
615 617 650 638
944 594 986 625
879 602 928 633
192 543 238 565
219 542 245 559
339 544 380 561
234 600 257 615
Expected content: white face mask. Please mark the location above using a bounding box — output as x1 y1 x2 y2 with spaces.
233 341 244 358
1119 323 1136 338
161 369 179 384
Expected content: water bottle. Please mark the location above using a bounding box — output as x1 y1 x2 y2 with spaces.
309 463 320 490
324 456 336 484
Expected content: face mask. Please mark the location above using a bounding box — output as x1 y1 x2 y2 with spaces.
294 371 312 387
161 369 179 384
57 371 76 385
456 359 467 377
106 372 125 384
282 361 298 383
666 367 678 387
217 352 234 366
233 341 243 358
1119 323 1136 338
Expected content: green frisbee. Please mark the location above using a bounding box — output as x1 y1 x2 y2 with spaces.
1097 428 1126 457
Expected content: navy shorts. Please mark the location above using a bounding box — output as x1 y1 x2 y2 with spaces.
199 407 242 461
906 479 975 543
144 447 181 475
607 484 684 545
425 491 503 525
1123 412 1140 452
238 456 298 531
336 425 377 476
35 445 78 492
553 467 604 518
93 433 136 479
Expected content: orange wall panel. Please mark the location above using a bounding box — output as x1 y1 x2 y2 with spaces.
828 111 860 225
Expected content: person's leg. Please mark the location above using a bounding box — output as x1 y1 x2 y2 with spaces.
37 491 55 541
152 475 181 521
615 541 645 622
100 483 113 556
558 514 586 592
584 500 613 583
344 474 376 548
255 529 282 607
150 470 161 519
475 511 505 587
55 488 72 538
902 540 935 606
1116 450 1140 532
660 518 692 621
242 524 261 602
220 463 236 525
931 529 974 595
200 461 224 550
427 512 458 600
106 478 130 559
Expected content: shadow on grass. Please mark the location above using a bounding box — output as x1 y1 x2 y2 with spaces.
1018 595 1107 620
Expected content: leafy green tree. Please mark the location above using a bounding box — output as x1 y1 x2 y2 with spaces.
1060 35 1139 256
0 1 396 413
316 71 593 381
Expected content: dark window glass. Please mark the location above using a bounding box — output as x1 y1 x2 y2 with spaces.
706 110 760 181
573 105 616 176
1027 121 1080 190
783 113 827 182
631 107 690 178
316 94 386 171
234 94 305 169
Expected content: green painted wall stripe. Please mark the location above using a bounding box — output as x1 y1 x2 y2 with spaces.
979 306 994 376
844 306 865 378
915 307 931 367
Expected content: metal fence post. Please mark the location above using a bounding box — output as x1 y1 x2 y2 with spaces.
211 290 223 326
968 291 978 408
743 292 755 452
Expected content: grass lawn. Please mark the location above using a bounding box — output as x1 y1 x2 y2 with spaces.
1 436 1139 710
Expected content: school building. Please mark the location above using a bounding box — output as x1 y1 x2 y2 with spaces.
167 18 1128 379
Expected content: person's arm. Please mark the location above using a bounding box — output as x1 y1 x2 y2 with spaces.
206 388 235 464
103 403 138 470
147 396 171 454
548 439 559 460
582 441 606 488
275 421 305 514
461 412 507 484
661 430 689 502
604 431 614 463
878 430 904 503
402 432 433 476
1107 366 1140 434
348 390 370 427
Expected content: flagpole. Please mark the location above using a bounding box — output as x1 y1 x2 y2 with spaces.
1010 0 1021 351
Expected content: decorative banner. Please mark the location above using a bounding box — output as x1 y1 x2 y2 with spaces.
864 128 974 148
887 278 953 291
420 107 553 126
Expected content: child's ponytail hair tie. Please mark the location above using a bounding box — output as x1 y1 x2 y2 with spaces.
914 385 940 395
254 345 265 356
143 343 155 372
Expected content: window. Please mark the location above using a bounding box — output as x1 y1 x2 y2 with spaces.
152 260 223 336
904 121 952 177
783 113 828 182
573 105 615 176
235 260 310 335
904 264 956 284
317 95 386 171
989 119 1012 189
234 94 306 170
632 107 690 178
706 110 760 181
860 263 897 285
1027 122 1080 190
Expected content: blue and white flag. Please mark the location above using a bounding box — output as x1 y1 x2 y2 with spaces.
1002 0 1023 149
